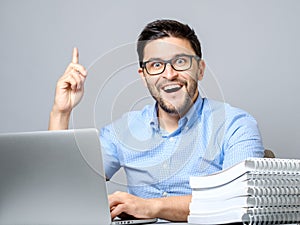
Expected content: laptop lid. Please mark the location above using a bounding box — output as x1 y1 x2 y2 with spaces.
0 128 111 225
0 128 157 225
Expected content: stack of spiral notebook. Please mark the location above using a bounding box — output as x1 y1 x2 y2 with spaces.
188 158 300 224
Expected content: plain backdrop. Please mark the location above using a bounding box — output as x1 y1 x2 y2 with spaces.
1 0 299 190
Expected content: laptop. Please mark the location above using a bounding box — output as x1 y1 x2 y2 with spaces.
0 128 157 225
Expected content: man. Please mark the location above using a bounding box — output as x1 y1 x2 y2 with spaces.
49 19 264 221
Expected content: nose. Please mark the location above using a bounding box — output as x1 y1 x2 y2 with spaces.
161 63 178 80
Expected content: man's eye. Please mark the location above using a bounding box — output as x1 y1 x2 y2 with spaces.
151 62 163 68
175 57 187 65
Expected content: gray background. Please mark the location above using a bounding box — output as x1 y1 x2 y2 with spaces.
0 0 299 163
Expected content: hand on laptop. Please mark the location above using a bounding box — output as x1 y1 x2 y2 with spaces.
49 48 87 130
109 191 192 221
109 191 155 220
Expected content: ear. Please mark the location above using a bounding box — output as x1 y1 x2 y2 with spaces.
138 68 147 87
197 60 206 81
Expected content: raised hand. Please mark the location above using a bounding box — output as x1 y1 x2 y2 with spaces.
49 48 87 130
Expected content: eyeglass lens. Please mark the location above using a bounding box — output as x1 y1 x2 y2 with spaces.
144 55 194 75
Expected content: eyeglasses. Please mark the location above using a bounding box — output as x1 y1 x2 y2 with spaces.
141 54 201 76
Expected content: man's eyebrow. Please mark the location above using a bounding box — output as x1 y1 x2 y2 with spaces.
146 57 163 61
146 54 188 61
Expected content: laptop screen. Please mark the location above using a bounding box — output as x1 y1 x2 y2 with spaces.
0 129 111 225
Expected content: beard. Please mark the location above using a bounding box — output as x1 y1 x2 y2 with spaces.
145 76 198 116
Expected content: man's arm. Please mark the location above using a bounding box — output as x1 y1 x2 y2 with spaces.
49 110 71 130
48 48 87 130
108 191 191 222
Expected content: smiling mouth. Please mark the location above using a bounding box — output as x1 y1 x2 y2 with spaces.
162 84 183 93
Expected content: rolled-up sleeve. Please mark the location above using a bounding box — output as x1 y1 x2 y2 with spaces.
99 126 121 179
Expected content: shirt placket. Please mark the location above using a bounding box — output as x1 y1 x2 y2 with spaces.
158 133 178 197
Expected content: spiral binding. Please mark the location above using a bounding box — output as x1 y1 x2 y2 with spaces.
250 158 300 173
247 206 300 214
247 178 300 187
247 195 300 207
248 186 300 196
242 212 300 225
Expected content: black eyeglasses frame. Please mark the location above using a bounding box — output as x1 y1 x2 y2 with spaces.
141 54 201 76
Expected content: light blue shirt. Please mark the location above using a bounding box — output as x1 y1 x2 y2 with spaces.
100 96 264 198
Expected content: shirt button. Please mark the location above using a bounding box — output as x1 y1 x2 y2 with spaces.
163 163 168 169
162 192 168 197
169 137 175 142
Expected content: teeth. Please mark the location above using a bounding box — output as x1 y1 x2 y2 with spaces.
164 84 180 91
163 84 182 93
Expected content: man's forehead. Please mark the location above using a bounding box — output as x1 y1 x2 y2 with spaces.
143 37 195 60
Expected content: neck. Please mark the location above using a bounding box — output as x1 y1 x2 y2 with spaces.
157 107 180 133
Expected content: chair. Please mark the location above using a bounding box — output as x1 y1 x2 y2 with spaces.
264 149 276 158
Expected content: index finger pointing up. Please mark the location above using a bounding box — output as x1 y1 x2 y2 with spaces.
72 47 79 64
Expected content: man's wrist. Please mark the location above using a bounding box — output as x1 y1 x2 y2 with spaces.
48 108 71 130
146 198 163 218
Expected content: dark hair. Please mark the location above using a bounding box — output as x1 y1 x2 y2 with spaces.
137 19 202 67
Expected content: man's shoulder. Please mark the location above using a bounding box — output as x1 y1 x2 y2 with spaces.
203 98 252 117
101 104 154 133
100 104 156 147
119 104 154 123
201 98 258 130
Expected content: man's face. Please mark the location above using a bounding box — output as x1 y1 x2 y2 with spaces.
139 37 205 116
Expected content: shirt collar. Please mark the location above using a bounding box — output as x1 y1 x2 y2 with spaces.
181 94 204 128
148 93 204 131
